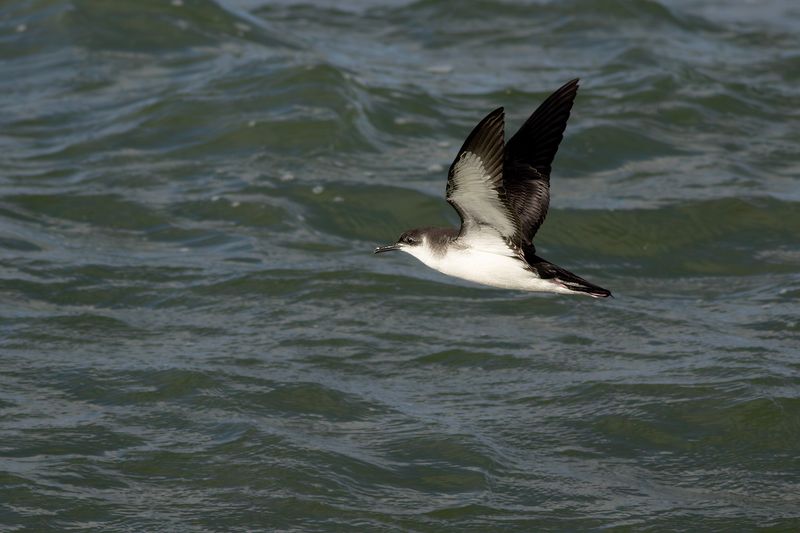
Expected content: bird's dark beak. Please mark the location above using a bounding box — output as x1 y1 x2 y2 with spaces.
374 243 401 254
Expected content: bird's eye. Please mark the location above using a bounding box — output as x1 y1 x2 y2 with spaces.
403 236 415 244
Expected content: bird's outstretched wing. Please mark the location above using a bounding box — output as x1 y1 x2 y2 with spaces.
504 78 579 245
446 107 523 254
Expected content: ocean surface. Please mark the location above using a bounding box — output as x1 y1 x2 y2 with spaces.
2 0 799 530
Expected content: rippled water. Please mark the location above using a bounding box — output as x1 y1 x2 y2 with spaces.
2 0 799 529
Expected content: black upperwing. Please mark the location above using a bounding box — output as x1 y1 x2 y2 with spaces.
446 107 523 252
504 79 580 246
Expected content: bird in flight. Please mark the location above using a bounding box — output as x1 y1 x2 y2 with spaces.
374 79 611 298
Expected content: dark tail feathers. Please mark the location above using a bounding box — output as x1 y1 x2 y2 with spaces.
523 248 612 298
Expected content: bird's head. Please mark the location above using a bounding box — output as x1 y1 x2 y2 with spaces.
374 228 425 255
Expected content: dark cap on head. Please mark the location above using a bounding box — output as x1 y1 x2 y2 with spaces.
374 227 458 254
374 228 422 254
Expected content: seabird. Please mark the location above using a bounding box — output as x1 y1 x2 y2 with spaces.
374 79 611 298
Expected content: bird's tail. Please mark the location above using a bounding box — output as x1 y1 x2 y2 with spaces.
550 265 612 298
523 248 612 298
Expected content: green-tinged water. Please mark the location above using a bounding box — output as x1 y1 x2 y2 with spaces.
1 0 799 530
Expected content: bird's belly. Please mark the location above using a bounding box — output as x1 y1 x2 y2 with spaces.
429 249 560 292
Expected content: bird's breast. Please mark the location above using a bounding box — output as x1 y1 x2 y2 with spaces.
429 247 538 290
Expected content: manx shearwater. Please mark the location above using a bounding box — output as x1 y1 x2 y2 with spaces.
375 79 611 298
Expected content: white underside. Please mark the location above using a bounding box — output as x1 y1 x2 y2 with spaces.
401 235 575 295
